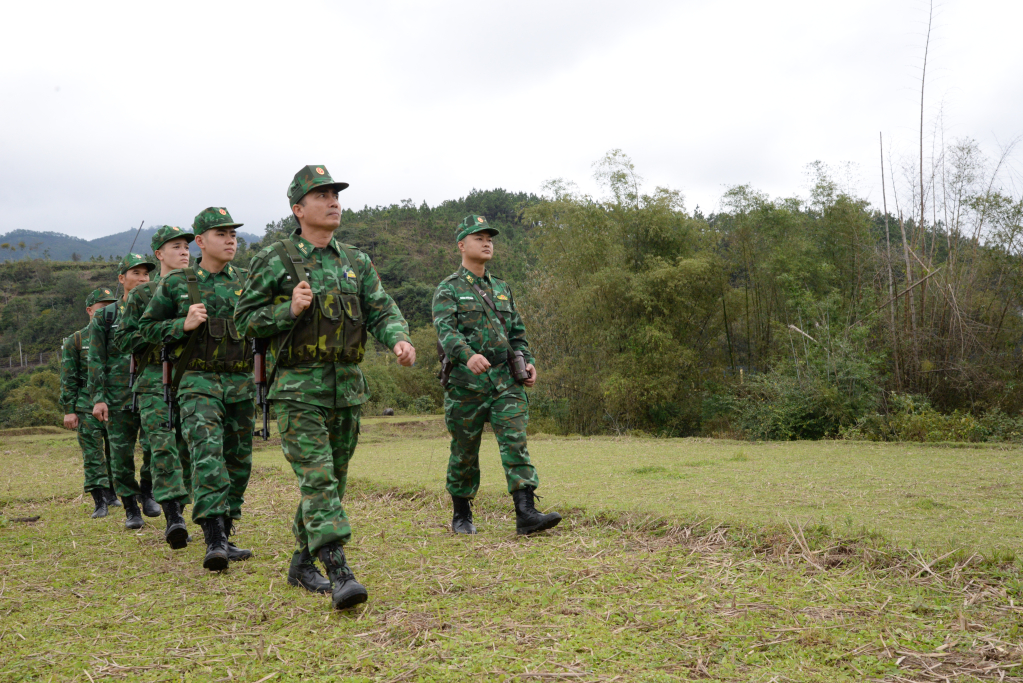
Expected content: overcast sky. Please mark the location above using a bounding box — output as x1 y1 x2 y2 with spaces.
1 0 1020 240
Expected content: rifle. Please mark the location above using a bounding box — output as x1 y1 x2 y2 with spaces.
252 338 270 440
436 340 454 389
113 220 145 302
161 343 175 430
128 353 139 412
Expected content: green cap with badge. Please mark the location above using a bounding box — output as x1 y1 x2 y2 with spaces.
118 252 155 276
85 287 118 308
192 207 243 235
456 214 499 242
288 165 350 206
151 225 194 252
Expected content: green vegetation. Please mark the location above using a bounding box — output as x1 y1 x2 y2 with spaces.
3 430 1023 681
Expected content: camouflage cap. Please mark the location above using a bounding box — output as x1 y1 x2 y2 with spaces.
287 165 350 206
85 286 118 308
192 207 243 235
118 252 155 275
151 225 194 252
456 214 500 242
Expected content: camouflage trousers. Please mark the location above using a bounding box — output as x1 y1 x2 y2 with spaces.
444 384 539 498
76 412 113 492
107 407 153 498
139 393 192 505
180 395 254 522
276 399 360 554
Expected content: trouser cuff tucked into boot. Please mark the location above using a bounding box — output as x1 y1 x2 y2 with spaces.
122 495 144 530
222 517 253 561
89 488 108 518
451 495 477 534
162 500 188 549
317 543 368 610
512 486 562 535
198 517 229 572
287 548 331 594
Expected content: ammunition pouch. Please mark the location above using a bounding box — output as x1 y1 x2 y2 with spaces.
186 317 252 373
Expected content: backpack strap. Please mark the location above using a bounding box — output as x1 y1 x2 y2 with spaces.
170 268 205 391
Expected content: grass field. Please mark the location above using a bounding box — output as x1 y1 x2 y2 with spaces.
2 424 1023 681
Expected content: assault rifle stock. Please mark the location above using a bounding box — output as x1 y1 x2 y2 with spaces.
252 338 270 440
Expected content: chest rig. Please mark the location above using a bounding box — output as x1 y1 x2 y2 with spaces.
175 267 252 374
271 239 366 367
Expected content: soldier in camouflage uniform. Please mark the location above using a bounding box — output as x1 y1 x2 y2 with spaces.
60 287 120 517
236 165 415 610
88 254 159 530
433 215 561 536
140 208 255 572
114 225 194 549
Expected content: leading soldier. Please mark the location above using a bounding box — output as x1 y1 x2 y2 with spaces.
432 215 561 535
139 208 255 572
115 225 195 550
235 165 415 610
88 254 160 529
60 287 121 517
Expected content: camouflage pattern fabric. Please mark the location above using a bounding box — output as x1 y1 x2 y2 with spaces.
61 322 115 491
139 393 191 505
434 266 540 497
76 412 112 492
235 230 411 409
432 265 534 393
138 263 255 402
150 225 193 252
117 252 155 275
113 277 163 395
106 408 153 497
180 395 253 522
444 384 538 498
87 300 152 496
275 399 359 553
140 261 254 522
85 286 118 308
286 165 349 206
192 207 242 234
455 214 500 242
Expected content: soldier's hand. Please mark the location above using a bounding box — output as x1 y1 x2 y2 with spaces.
393 341 416 367
93 402 109 422
290 281 313 317
467 354 491 375
183 303 208 332
63 413 79 430
524 363 538 388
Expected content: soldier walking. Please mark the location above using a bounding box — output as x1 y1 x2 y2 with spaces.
60 287 122 517
236 165 415 610
433 215 561 535
140 208 255 572
88 254 161 529
115 225 195 549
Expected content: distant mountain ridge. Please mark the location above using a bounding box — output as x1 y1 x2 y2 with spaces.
0 227 262 263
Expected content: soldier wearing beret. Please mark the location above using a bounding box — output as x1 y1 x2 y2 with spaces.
433 215 562 535
60 287 121 517
88 254 160 529
236 165 415 610
114 225 195 549
139 208 255 572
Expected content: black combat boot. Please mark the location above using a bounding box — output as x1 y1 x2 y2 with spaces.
105 488 122 508
451 495 477 534
162 500 188 549
89 488 108 518
139 481 161 518
222 517 253 561
287 548 331 594
511 486 562 535
198 517 229 571
317 543 368 610
122 495 144 530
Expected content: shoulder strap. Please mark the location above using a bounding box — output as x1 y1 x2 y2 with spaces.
183 268 202 305
470 281 506 326
276 240 308 285
136 282 154 307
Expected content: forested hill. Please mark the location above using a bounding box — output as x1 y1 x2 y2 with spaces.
0 227 262 263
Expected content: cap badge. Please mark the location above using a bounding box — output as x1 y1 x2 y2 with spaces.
315 167 325 175
477 217 484 223
219 209 227 215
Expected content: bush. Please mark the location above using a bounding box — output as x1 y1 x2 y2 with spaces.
842 394 1023 443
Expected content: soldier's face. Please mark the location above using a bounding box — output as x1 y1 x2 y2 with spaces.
119 266 151 294
156 237 192 271
459 232 494 262
196 229 237 263
294 187 341 231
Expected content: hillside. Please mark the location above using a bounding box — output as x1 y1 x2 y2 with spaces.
0 226 262 263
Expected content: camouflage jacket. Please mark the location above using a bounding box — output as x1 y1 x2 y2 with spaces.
138 262 254 404
235 230 411 409
433 265 533 394
59 324 93 413
113 276 163 395
87 300 132 408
